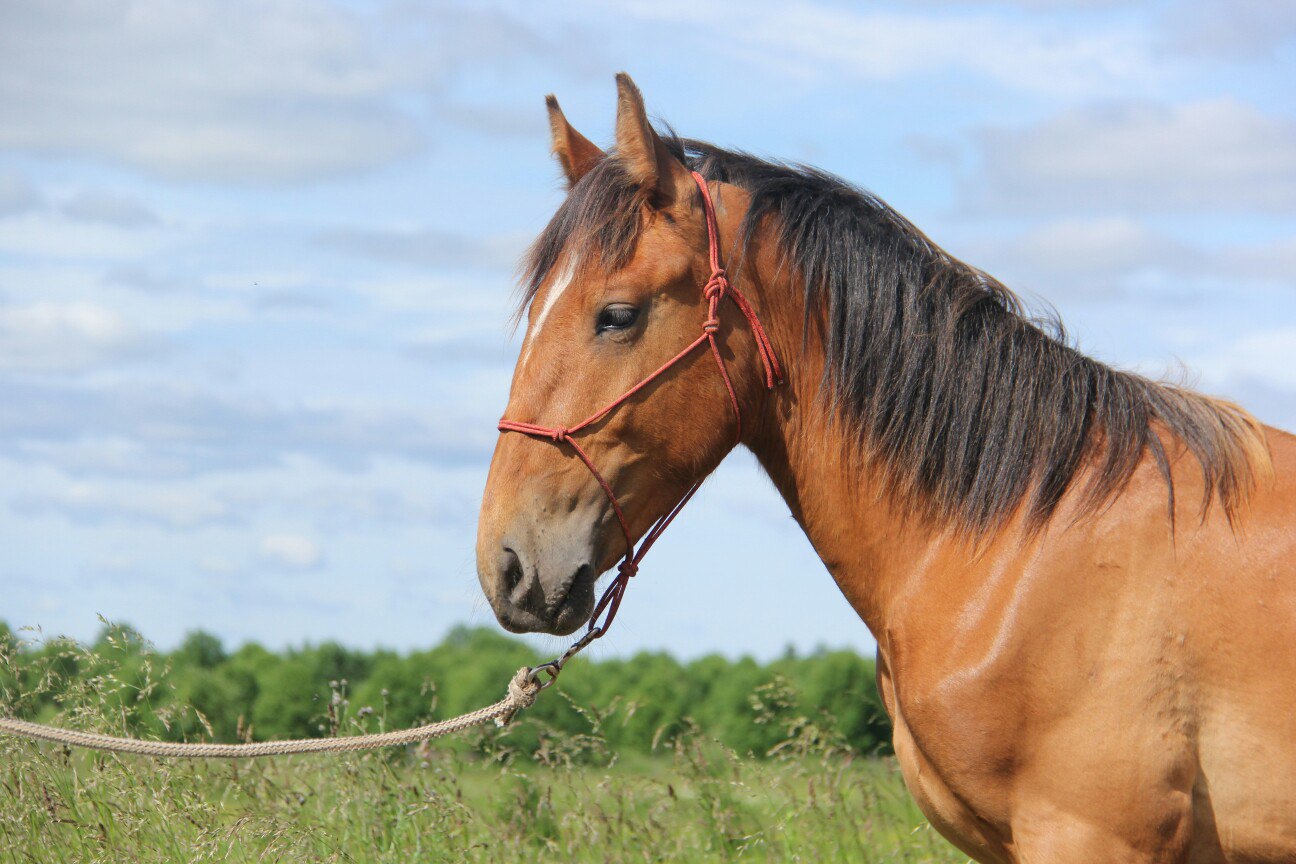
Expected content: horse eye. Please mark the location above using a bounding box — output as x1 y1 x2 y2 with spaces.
596 304 639 334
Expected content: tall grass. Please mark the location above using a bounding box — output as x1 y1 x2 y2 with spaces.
0 630 965 863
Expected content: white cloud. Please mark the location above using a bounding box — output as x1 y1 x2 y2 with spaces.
0 0 421 181
919 0 1127 6
1200 328 1296 392
966 99 1296 214
198 556 237 575
0 302 154 373
954 218 1296 303
955 217 1199 301
58 190 158 228
0 378 495 475
1162 0 1296 60
350 274 513 316
0 1 552 182
404 328 516 367
596 1 1158 97
13 482 232 528
15 436 193 479
758 9 1152 96
0 214 165 261
0 173 42 217
1222 235 1296 288
1017 219 1193 274
318 226 528 271
260 533 323 570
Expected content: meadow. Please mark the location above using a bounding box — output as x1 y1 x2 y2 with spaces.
0 623 965 863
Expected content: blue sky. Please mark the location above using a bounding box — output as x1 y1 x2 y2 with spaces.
1 0 1293 661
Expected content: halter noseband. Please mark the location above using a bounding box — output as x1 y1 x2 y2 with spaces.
497 171 782 654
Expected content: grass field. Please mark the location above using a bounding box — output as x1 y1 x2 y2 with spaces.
0 629 966 863
0 719 965 863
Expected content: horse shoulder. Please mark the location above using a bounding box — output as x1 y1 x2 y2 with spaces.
880 473 1205 858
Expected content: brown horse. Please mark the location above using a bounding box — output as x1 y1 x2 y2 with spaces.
476 74 1296 863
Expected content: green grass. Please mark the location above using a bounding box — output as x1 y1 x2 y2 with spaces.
0 741 962 863
0 631 965 863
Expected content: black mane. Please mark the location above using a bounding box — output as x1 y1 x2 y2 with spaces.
520 136 1265 533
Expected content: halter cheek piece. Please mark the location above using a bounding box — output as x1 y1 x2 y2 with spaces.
497 171 782 669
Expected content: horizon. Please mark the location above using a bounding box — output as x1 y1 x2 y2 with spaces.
0 616 862 664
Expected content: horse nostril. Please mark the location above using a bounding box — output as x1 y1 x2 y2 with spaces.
501 547 524 595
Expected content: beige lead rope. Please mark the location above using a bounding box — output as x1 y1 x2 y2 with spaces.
0 561 602 759
0 667 539 759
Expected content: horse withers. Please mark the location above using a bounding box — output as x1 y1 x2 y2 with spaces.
476 73 1296 863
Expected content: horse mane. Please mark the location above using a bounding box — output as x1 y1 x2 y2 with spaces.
519 135 1269 534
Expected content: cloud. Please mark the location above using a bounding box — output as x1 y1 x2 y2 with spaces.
0 302 156 373
0 173 42 218
965 99 1296 215
1200 328 1296 392
260 533 323 570
104 264 179 293
1207 376 1296 432
598 1 1158 97
267 479 480 533
14 436 193 479
1221 235 1296 288
997 217 1194 278
1161 0 1296 60
317 226 528 271
921 0 1127 6
1191 328 1296 431
4 450 483 537
0 379 495 478
957 218 1296 303
404 330 517 367
12 482 233 528
58 190 158 228
0 0 552 182
959 217 1197 300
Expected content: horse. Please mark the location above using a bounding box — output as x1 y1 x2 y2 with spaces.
475 73 1296 863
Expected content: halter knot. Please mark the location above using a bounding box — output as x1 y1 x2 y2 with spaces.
551 427 570 442
618 559 639 578
702 318 720 334
703 272 728 301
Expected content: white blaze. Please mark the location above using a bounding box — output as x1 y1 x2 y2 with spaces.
520 253 578 370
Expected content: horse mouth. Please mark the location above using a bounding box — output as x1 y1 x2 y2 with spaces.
543 564 597 635
492 557 597 636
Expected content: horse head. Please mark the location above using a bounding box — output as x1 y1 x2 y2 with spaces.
476 74 780 635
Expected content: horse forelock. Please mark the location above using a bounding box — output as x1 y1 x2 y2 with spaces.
515 154 649 330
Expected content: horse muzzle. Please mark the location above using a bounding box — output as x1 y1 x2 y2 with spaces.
478 524 599 636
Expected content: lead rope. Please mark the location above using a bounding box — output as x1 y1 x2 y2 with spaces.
0 668 538 758
0 172 781 758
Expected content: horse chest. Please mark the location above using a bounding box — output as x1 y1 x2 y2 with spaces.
877 645 1021 861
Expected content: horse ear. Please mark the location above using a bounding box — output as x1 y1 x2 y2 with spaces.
546 95 603 187
613 72 691 205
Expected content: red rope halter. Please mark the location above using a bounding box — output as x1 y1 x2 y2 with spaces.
498 171 782 649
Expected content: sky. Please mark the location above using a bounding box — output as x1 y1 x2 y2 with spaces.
1 0 1293 662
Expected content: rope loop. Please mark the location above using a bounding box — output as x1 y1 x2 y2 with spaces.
703 272 729 302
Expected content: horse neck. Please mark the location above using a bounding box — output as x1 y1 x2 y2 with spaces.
738 244 980 639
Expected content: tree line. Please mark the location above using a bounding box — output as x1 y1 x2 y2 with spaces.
0 621 892 758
